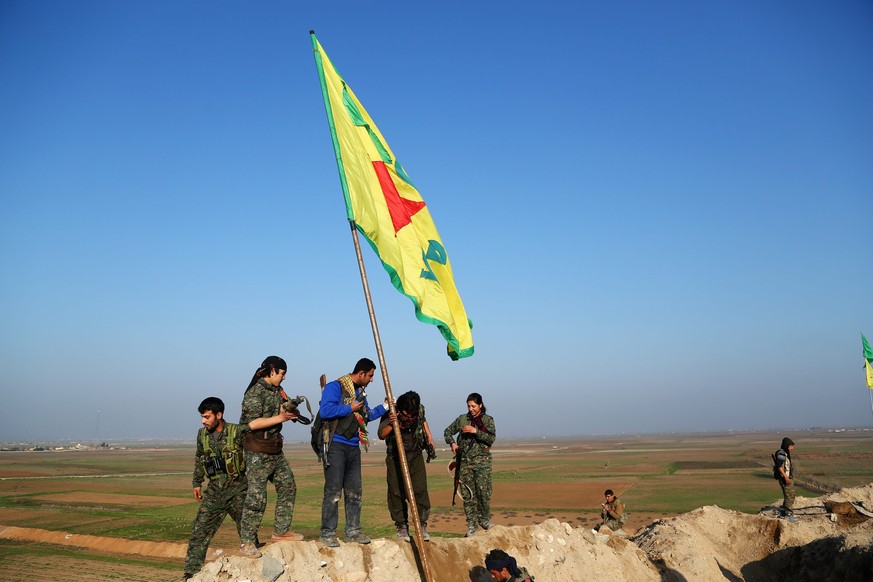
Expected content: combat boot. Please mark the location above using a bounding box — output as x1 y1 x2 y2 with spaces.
346 531 371 544
465 523 477 537
239 543 261 558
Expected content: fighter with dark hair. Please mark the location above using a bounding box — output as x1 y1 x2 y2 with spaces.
182 397 247 579
444 392 496 537
317 357 387 547
238 356 304 557
378 390 435 541
774 436 797 523
484 549 534 581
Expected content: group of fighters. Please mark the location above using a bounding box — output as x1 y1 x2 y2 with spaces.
183 355 512 580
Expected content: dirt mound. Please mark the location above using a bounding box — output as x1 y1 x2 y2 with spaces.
191 485 873 582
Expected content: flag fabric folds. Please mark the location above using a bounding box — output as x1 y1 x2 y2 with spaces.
311 33 474 360
863 333 873 389
866 360 873 390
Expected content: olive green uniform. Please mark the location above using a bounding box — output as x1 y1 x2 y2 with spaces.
379 405 431 527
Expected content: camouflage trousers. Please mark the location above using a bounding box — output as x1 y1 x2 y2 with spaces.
458 457 492 527
184 476 246 575
780 479 796 513
239 450 296 544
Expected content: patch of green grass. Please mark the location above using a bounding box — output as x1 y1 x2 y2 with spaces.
0 540 178 570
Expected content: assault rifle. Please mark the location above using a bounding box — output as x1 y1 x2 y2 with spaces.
318 374 331 469
450 447 462 506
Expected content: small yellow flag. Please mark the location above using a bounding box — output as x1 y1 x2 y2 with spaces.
866 359 873 390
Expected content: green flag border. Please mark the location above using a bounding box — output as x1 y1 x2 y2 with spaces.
356 223 474 360
311 32 354 221
312 32 474 360
862 333 873 363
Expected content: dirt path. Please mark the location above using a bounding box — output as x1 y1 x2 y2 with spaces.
0 524 187 559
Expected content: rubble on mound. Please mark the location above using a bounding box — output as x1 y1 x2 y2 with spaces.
193 485 873 582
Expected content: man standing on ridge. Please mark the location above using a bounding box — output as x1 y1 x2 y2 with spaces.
318 357 387 547
774 437 798 523
238 355 304 557
183 397 248 580
378 390 435 542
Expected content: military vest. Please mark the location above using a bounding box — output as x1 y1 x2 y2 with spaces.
199 422 245 478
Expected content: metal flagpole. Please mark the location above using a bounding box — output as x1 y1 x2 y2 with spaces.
310 32 434 580
348 220 435 582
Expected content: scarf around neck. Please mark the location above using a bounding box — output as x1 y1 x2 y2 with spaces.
467 411 491 435
338 374 370 450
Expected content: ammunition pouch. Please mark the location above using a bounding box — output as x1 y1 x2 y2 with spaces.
335 414 359 440
243 431 283 455
203 456 226 478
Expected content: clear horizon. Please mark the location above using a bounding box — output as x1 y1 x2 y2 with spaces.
2 1 872 441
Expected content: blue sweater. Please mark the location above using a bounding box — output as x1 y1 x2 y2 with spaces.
319 380 386 446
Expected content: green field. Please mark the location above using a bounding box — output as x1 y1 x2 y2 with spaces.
1 429 871 579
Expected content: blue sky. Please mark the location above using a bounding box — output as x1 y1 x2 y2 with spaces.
2 1 871 441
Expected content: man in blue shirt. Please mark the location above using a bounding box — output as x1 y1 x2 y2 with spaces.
318 357 387 547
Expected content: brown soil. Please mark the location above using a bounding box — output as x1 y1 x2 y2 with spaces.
187 484 873 582
33 491 191 507
0 525 187 558
3 485 872 581
0 552 177 582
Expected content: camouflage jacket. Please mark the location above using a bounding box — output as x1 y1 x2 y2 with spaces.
602 498 627 523
443 413 495 462
240 378 286 438
192 421 247 489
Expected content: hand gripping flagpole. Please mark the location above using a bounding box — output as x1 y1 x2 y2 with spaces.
348 221 434 578
311 31 434 582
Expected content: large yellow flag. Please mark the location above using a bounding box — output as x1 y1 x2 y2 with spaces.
311 33 473 359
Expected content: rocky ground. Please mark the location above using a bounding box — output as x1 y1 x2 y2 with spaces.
188 484 873 582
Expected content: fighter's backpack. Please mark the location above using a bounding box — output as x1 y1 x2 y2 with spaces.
310 374 339 462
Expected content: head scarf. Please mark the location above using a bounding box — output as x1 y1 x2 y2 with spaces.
246 355 288 390
780 437 794 458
